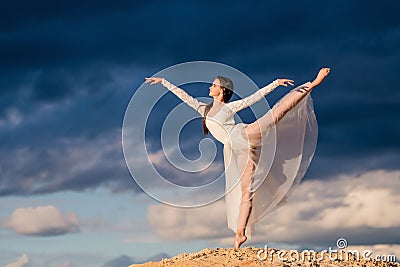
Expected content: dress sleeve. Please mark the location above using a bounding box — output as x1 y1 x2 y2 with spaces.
161 78 207 116
227 79 280 113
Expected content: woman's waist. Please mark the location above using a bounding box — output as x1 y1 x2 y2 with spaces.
207 123 247 145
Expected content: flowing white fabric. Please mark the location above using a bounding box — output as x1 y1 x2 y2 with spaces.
161 79 318 236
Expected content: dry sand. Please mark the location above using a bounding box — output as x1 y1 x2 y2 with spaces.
129 247 399 267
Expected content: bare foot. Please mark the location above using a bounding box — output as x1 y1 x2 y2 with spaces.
234 234 247 249
309 67 330 88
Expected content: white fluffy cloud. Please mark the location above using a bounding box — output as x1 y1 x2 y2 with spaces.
147 169 400 248
2 205 79 236
4 254 29 267
54 261 71 267
148 200 231 240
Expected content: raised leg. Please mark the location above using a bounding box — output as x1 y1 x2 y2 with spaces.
245 68 330 143
234 68 330 248
309 67 331 88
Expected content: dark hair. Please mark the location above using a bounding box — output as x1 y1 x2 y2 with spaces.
202 76 234 135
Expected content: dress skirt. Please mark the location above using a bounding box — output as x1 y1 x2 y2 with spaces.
223 83 318 236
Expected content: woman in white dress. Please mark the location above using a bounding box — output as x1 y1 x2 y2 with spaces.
145 68 330 249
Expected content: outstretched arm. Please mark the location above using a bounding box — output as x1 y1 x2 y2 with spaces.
145 77 207 116
227 79 294 113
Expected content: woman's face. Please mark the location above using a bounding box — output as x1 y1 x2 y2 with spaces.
209 78 223 98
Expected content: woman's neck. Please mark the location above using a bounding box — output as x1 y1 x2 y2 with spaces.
212 96 225 105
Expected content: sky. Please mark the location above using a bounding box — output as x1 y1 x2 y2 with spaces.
0 0 399 266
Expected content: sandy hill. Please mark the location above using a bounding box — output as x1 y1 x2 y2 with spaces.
129 247 399 267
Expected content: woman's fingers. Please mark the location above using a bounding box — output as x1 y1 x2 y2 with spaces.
287 80 294 86
145 77 161 85
285 79 294 86
280 79 294 87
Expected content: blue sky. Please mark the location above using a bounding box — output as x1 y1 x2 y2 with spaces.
0 1 399 266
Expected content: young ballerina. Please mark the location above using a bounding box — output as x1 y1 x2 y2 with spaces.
145 68 330 249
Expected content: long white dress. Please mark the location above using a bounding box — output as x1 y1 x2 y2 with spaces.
161 78 318 236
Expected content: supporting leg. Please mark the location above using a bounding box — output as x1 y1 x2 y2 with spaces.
234 153 256 249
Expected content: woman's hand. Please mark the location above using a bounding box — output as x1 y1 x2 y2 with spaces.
277 79 294 87
145 77 163 85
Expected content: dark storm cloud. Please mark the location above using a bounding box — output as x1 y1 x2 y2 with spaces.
0 0 399 195
32 70 72 101
0 65 141 195
0 128 140 196
303 226 400 247
2 0 396 71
